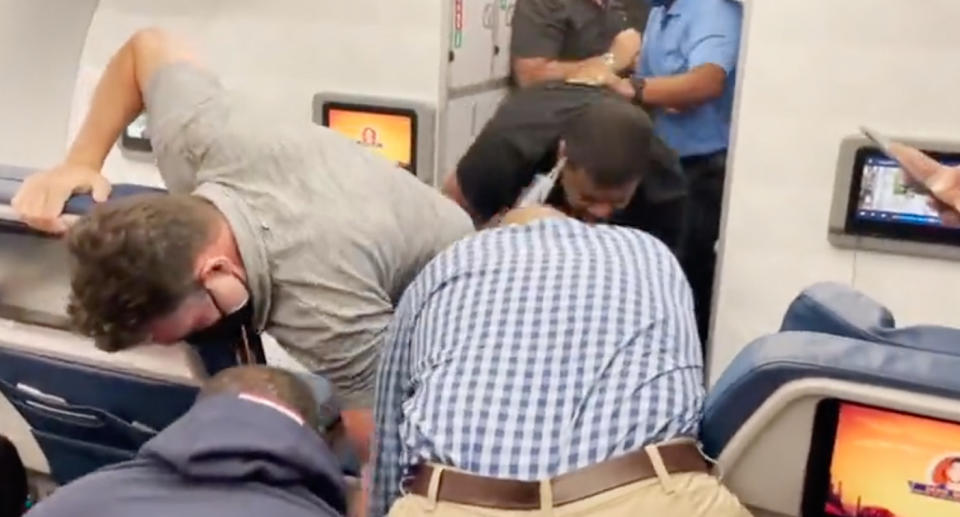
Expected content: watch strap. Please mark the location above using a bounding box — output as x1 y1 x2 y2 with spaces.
631 77 647 104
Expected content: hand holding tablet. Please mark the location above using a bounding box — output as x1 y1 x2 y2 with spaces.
861 126 960 225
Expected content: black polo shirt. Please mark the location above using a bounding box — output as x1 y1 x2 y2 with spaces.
511 0 633 61
455 82 689 249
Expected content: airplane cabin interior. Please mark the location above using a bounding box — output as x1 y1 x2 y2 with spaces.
2 1 960 516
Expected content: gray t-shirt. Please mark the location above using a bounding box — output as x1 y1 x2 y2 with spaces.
511 0 632 61
144 63 474 408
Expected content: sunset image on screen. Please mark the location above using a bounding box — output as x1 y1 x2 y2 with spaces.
326 108 413 169
826 404 960 517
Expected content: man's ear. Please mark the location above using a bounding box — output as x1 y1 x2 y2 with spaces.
197 256 231 280
198 255 248 281
198 259 249 314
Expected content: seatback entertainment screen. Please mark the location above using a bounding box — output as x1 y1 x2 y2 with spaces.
846 148 960 245
322 103 417 173
805 400 960 517
121 112 152 154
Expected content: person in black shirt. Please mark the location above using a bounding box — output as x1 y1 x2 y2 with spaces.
0 434 28 517
443 82 688 252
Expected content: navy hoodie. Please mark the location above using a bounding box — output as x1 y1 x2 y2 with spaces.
28 395 346 517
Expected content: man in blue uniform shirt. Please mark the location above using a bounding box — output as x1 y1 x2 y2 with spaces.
614 0 742 344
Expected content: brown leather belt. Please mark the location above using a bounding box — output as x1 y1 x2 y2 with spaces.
403 442 709 510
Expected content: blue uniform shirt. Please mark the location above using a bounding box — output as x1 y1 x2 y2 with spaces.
638 0 742 158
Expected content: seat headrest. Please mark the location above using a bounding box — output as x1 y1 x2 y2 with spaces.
781 282 895 336
780 282 960 356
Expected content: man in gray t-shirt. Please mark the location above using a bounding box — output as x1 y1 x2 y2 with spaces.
510 0 644 87
12 29 473 453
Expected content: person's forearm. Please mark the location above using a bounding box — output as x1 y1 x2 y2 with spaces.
65 37 146 170
441 170 486 227
514 56 605 87
640 64 726 110
342 408 374 465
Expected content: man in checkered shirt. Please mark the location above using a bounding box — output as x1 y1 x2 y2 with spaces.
371 205 751 516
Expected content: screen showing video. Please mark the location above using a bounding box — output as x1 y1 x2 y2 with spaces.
826 403 960 517
127 112 149 140
121 112 152 154
324 107 415 172
855 154 960 228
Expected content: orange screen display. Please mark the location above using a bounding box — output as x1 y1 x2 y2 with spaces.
826 403 960 516
326 108 414 169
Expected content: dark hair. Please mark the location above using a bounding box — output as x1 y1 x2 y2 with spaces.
199 366 321 431
0 434 27 517
66 194 217 351
560 98 654 187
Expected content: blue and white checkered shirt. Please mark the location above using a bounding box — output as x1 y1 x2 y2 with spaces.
371 218 704 516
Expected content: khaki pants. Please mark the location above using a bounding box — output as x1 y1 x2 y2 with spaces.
389 456 752 517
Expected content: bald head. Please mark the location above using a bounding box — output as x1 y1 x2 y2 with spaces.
500 205 567 226
199 366 320 430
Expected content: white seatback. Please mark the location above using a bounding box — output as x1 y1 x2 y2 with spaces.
718 379 960 517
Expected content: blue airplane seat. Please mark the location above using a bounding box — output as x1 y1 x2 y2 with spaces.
0 346 198 484
701 284 960 459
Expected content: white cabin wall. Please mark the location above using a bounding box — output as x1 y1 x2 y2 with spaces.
711 0 960 381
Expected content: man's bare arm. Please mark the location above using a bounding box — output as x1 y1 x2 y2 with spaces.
68 28 199 170
514 29 641 88
11 28 198 233
441 170 474 214
513 57 605 87
640 63 727 111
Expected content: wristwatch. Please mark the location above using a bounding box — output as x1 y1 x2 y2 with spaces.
631 77 647 105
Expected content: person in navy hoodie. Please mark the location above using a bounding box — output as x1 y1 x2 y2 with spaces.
27 366 347 517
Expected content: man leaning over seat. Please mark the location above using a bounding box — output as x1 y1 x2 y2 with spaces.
371 205 751 516
10 28 474 459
